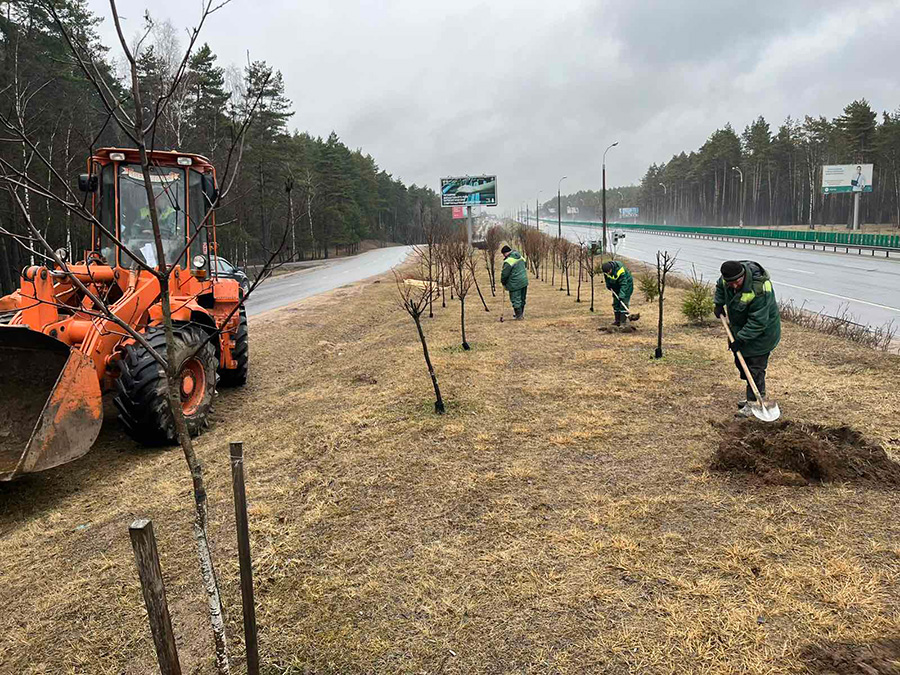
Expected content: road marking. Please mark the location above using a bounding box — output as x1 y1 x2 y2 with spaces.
778 281 900 314
787 268 815 275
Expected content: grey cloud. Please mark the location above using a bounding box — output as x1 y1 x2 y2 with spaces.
88 0 900 213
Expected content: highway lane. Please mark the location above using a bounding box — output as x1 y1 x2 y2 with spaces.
546 223 900 328
246 245 414 316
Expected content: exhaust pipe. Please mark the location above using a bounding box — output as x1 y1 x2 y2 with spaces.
0 327 103 481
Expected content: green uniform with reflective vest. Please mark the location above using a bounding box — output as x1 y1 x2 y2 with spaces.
501 249 529 317
603 261 633 317
714 260 781 402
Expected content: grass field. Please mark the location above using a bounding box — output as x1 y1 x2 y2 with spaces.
1 255 899 674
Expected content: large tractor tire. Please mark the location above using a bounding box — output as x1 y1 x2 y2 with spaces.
115 325 217 445
218 306 248 387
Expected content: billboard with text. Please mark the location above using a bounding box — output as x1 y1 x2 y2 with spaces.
441 175 497 207
619 207 639 218
822 164 874 194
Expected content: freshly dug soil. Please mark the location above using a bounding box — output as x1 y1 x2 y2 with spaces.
710 420 900 487
802 637 900 674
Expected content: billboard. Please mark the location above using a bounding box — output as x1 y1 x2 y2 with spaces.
619 207 639 218
822 164 874 194
566 206 579 215
451 206 465 219
441 175 497 207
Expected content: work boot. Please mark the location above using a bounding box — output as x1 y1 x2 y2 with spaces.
737 399 748 410
514 307 524 320
620 315 629 330
612 313 621 326
735 405 754 418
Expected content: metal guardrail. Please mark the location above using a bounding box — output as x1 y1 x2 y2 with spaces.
624 227 897 258
541 219 900 258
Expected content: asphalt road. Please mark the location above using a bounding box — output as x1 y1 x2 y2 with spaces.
246 245 414 316
548 223 900 329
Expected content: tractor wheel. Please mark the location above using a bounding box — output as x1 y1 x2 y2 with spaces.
218 306 249 387
114 325 217 445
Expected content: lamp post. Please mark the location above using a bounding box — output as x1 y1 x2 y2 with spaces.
536 190 542 231
658 182 667 225
557 176 567 238
602 141 618 253
732 166 744 228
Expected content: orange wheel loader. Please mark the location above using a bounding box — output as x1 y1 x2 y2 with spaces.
0 149 248 481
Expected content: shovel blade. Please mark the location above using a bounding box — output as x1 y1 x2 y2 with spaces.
749 400 781 423
0 327 103 481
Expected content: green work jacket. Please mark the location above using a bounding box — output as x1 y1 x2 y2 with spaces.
501 251 529 291
603 261 633 297
714 261 781 357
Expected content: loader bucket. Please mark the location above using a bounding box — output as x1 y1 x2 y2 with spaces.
0 327 103 481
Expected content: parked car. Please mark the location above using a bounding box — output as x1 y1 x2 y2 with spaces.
214 257 251 296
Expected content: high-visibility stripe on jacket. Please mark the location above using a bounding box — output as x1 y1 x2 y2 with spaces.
500 250 529 291
714 261 781 357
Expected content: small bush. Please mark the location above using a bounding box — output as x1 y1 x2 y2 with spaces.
681 269 715 324
639 273 658 302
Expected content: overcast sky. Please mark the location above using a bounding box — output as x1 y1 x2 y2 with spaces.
87 0 900 213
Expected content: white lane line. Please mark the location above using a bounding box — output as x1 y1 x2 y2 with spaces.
787 268 815 275
777 281 900 313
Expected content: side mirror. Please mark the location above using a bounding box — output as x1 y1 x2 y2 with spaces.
78 173 98 193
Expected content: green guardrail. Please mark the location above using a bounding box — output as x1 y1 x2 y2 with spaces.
542 219 900 250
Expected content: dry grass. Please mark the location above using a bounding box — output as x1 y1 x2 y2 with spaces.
1 257 900 674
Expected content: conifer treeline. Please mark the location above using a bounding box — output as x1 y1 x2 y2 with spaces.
0 2 447 294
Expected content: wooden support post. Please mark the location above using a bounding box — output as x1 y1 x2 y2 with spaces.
129 519 182 675
230 442 260 674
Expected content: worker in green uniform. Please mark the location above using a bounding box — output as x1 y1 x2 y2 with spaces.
601 260 634 327
500 245 529 320
714 260 781 417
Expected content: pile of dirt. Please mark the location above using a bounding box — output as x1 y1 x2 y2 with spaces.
802 637 900 674
710 420 900 487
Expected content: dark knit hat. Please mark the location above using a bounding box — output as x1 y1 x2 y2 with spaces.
720 260 744 282
501 245 511 255
601 261 616 274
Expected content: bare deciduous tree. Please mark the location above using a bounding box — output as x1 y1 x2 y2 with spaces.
655 250 678 359
395 264 445 414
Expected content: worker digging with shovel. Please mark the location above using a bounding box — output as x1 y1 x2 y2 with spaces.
714 260 781 421
601 260 639 330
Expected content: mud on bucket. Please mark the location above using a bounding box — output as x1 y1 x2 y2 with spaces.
0 327 102 480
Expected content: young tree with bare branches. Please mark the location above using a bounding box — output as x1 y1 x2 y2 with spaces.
395 266 445 413
655 250 678 358
0 3 286 671
445 232 475 349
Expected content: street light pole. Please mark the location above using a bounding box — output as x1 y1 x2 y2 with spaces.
557 176 567 238
732 166 744 228
602 141 618 253
536 190 542 231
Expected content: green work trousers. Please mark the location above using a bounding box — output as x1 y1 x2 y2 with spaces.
509 287 527 310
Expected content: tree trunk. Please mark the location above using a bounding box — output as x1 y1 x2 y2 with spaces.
460 297 469 350
414 314 445 414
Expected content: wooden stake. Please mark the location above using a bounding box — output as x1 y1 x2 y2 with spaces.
129 519 182 675
230 442 260 674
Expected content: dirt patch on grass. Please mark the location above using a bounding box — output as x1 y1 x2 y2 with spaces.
711 420 900 486
802 637 900 674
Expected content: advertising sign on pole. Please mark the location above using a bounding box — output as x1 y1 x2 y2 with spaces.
451 206 465 219
619 207 639 218
821 164 874 194
440 175 498 207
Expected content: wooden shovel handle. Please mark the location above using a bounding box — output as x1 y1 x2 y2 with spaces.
611 290 631 314
719 314 766 404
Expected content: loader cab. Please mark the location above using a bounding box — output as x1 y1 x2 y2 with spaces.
85 149 218 272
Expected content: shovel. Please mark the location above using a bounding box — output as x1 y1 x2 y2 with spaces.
611 290 640 321
718 315 781 422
